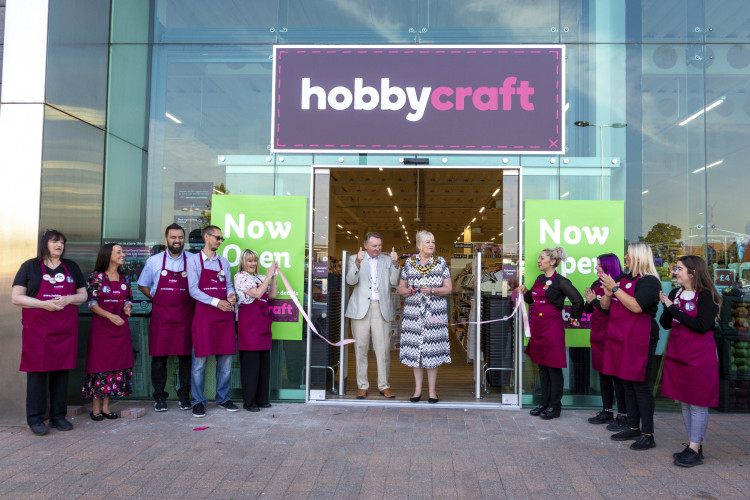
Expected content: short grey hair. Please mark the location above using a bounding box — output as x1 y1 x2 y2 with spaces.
415 230 435 252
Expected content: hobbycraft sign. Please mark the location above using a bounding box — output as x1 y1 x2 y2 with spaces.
211 195 307 341
524 200 625 347
271 45 565 154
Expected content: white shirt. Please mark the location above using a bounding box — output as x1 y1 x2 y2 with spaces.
368 255 379 301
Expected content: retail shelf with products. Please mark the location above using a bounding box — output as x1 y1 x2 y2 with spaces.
716 291 750 412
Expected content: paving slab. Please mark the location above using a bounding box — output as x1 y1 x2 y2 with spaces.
0 403 748 499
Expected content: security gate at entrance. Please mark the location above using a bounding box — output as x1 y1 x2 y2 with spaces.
305 166 523 409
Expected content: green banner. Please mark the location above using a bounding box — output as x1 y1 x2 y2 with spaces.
211 195 307 341
524 200 625 347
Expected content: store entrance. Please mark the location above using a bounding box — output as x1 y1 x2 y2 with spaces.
307 166 522 408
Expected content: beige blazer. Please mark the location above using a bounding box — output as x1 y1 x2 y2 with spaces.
344 253 400 322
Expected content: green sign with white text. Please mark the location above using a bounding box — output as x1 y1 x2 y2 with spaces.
524 200 625 347
211 195 307 341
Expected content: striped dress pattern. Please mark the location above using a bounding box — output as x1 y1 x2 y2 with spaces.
399 255 452 369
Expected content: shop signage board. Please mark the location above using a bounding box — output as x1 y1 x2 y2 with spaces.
271 45 565 155
524 200 625 347
211 195 307 341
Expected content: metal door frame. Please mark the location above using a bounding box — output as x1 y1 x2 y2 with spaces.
305 165 524 410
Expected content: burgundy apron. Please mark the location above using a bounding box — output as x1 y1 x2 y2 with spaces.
589 281 609 373
191 256 236 357
238 277 273 351
661 290 719 407
20 261 78 372
601 275 651 381
149 252 194 356
525 274 567 368
86 273 134 373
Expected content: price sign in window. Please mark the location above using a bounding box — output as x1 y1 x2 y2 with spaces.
714 269 736 287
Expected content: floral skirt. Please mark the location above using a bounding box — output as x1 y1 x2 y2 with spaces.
81 368 133 399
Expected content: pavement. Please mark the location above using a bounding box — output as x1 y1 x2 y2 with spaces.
0 402 748 499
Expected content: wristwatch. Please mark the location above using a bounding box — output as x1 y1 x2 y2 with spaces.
430 288 434 295
612 285 619 294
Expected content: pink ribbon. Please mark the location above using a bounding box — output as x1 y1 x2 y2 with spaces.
276 268 355 347
427 291 531 338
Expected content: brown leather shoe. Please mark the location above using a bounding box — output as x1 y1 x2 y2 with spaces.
356 389 368 399
379 388 395 399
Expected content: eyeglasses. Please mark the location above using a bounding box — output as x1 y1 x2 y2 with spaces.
207 233 224 242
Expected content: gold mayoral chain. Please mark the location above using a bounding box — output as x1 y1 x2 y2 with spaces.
411 255 438 276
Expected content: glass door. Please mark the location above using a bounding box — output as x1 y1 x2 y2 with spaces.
308 165 522 408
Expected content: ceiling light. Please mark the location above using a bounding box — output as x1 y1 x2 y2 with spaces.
471 218 476 223
165 112 182 124
642 190 649 195
320 235 326 239
387 187 393 196
355 235 358 239
508 226 514 230
213 187 225 195
399 216 402 221
692 159 723 174
286 192 291 195
560 192 569 198
402 225 405 229
379 167 383 171
479 207 485 213
679 97 725 126
492 188 500 196
394 205 399 212
498 232 503 236
346 230 351 234
491 237 496 241
337 224 343 229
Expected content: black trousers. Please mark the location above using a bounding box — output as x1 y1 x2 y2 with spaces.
538 364 563 410
26 370 69 425
599 372 627 413
623 342 657 434
239 350 271 407
151 355 192 402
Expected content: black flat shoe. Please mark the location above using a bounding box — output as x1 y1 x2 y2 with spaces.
101 411 119 420
90 411 104 421
428 396 439 404
409 395 422 403
539 407 560 419
529 404 545 416
259 403 272 409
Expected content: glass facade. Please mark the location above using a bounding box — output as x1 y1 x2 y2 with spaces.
14 0 743 409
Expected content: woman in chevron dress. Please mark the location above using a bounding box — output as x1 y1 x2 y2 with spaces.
398 230 453 404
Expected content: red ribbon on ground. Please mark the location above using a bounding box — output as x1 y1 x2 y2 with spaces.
276 268 356 347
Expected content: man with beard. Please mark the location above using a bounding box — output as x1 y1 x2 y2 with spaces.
138 224 195 412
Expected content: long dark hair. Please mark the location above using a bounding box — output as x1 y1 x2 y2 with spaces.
94 243 123 274
678 255 722 310
38 229 67 262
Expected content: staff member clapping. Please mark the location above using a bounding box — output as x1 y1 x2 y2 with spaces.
519 246 583 420
659 256 721 467
12 230 87 435
599 242 661 450
235 250 278 412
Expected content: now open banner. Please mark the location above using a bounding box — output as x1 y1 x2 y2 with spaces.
524 200 625 347
271 44 565 154
211 195 307 341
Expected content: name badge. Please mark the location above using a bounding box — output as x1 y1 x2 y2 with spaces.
54 273 65 282
102 285 111 294
685 302 694 311
625 283 632 289
545 280 552 286
181 271 188 278
121 284 127 290
161 270 168 276
42 274 51 281
218 270 225 277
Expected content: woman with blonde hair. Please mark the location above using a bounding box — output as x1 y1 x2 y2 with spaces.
599 242 662 450
659 255 721 467
517 246 583 420
398 230 452 403
234 249 278 412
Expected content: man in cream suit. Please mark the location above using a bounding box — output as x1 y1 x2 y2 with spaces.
345 232 400 399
